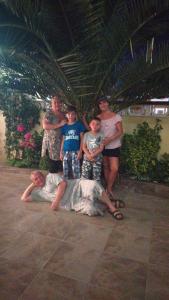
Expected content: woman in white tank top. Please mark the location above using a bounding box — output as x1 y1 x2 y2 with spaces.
97 97 123 198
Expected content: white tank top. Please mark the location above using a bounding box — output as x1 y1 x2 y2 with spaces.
101 114 122 149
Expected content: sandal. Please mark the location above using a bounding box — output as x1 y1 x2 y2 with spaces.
113 199 125 209
109 209 123 220
107 192 125 209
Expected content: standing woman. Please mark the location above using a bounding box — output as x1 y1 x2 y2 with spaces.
41 95 66 171
97 96 123 199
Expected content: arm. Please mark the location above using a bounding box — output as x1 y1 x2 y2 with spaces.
82 141 95 161
42 118 66 130
81 113 90 131
77 132 84 160
90 143 104 158
50 180 67 210
103 121 123 146
21 183 35 202
60 136 65 160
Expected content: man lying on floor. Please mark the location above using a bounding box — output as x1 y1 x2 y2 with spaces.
21 165 124 221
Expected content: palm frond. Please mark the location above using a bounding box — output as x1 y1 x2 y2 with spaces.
1 0 169 111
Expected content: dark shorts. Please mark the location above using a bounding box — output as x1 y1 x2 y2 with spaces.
48 158 63 173
102 147 121 157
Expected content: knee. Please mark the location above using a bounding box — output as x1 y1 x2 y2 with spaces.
110 166 119 174
103 163 109 170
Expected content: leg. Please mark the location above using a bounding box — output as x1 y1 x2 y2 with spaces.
63 152 69 179
72 152 81 179
93 159 102 182
103 156 109 184
82 179 123 220
103 156 119 195
81 158 92 180
100 191 123 220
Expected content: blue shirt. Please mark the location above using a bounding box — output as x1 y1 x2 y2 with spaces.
61 121 85 151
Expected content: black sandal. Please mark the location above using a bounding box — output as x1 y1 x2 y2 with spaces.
109 210 123 220
107 192 125 209
113 199 125 209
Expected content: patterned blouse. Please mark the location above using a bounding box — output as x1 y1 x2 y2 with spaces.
41 110 63 160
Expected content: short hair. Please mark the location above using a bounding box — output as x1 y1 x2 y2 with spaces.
90 117 101 123
51 94 62 103
66 105 77 113
97 95 109 104
51 93 61 98
30 170 43 180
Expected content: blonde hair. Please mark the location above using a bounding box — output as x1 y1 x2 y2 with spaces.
30 170 43 181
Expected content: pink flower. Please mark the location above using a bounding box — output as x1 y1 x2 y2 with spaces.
25 140 36 149
24 132 32 141
17 124 25 132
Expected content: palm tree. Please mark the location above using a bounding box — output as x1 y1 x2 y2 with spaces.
0 0 169 112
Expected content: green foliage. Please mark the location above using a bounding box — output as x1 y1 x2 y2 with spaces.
156 153 169 184
0 91 42 168
1 1 169 111
120 120 162 180
19 131 43 168
39 156 50 171
6 130 43 168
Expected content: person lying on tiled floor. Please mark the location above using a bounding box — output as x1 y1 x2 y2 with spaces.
21 166 124 221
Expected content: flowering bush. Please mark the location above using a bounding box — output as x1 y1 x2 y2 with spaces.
16 130 43 167
19 132 35 149
1 92 41 167
17 123 25 132
24 132 32 141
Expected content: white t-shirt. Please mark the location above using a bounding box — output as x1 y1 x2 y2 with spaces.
100 114 122 149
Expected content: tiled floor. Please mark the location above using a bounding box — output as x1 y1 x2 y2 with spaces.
0 167 169 300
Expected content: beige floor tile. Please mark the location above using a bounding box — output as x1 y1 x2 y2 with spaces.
1 166 169 300
145 265 169 300
104 229 150 263
2 232 62 268
90 256 146 299
20 271 86 300
0 257 39 299
65 220 112 252
29 213 75 240
45 240 102 282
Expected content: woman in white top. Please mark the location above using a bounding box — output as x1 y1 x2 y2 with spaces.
97 96 123 199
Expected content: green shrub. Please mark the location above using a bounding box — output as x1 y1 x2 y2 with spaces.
7 130 44 168
120 119 162 180
39 156 50 170
156 153 169 184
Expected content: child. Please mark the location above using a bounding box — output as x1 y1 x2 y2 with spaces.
60 106 85 179
82 117 105 181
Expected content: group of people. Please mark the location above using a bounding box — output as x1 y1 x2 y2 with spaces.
21 94 124 220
